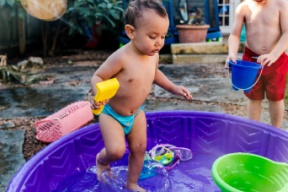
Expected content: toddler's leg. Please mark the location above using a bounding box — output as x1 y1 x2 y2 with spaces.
247 99 262 121
125 110 147 192
269 99 285 128
96 113 126 181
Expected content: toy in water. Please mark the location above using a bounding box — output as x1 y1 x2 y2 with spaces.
150 145 174 165
139 153 165 180
212 153 288 192
228 60 263 93
92 78 120 115
149 144 193 170
34 101 94 142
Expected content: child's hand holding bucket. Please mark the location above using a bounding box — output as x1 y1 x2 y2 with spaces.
225 54 237 69
228 60 263 93
257 53 278 66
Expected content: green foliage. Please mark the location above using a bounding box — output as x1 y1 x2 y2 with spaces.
0 65 43 85
66 0 124 35
0 0 26 20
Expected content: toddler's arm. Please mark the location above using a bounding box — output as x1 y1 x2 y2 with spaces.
154 69 193 100
90 54 124 109
258 1 288 66
226 4 245 67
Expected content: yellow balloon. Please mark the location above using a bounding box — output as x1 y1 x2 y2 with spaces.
21 0 67 21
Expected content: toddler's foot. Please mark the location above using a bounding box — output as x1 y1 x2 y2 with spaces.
96 153 111 181
125 183 146 192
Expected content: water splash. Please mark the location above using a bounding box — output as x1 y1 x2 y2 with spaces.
100 165 172 192
53 153 219 192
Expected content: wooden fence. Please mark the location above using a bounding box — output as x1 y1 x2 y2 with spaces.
0 7 42 53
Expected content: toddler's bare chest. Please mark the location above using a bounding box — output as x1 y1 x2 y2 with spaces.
118 65 155 89
246 9 279 27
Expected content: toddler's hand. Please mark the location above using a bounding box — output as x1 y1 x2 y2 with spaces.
225 54 237 69
171 86 193 100
91 100 109 110
257 53 278 66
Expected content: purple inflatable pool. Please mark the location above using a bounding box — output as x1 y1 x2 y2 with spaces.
7 111 288 192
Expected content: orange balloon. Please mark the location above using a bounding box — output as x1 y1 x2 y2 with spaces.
21 0 67 21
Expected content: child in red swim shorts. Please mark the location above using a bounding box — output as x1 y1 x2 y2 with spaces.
243 47 288 101
226 0 288 128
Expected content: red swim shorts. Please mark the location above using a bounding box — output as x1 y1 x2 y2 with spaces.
242 47 288 101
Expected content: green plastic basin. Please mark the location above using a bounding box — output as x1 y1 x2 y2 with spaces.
212 153 288 192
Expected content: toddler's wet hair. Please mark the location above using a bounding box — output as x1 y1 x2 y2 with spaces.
124 0 167 27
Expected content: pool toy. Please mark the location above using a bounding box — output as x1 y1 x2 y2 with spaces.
34 101 93 142
165 146 193 170
149 144 193 170
228 60 263 93
149 144 175 165
139 153 164 180
92 78 120 115
8 111 288 192
212 153 288 192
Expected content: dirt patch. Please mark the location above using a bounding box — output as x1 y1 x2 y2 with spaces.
0 116 95 161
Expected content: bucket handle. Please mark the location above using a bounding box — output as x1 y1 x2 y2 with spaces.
228 62 264 91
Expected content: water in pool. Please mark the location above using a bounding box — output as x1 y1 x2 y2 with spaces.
52 153 221 192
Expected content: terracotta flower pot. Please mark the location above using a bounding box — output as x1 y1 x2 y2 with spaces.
176 24 210 43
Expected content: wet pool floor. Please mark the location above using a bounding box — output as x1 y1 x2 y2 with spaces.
52 153 220 192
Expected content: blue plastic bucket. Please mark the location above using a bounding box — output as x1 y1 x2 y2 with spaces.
228 60 263 93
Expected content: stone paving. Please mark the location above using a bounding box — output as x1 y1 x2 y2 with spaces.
0 86 90 119
44 66 98 85
155 78 246 104
143 100 225 113
158 64 227 80
0 130 25 191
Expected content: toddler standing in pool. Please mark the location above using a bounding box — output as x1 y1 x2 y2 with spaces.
90 0 192 191
226 0 288 128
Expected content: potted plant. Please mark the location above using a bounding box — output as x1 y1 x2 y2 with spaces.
175 1 210 43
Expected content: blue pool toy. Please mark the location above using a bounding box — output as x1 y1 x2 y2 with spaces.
139 153 164 180
228 60 263 93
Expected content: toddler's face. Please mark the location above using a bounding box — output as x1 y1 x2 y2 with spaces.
133 10 169 56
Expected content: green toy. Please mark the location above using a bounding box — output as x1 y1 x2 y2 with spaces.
212 153 288 192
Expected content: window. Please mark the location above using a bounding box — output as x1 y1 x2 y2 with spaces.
218 0 240 34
